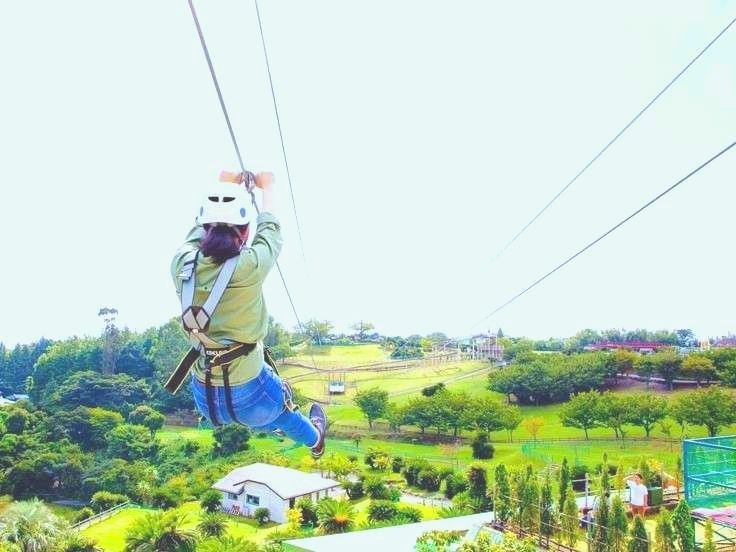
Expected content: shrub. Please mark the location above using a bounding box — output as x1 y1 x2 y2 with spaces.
150 486 180 509
364 476 390 500
438 466 454 481
368 500 399 522
571 465 589 491
444 472 469 499
471 432 495 460
391 456 405 473
73 507 95 524
389 488 401 502
296 497 318 526
397 504 422 523
198 512 227 538
254 506 270 526
418 468 441 492
422 383 446 396
403 459 431 486
344 480 365 500
90 491 128 512
348 454 358 463
200 489 223 514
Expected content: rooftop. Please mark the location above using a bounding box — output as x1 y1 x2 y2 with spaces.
212 463 340 500
284 512 492 552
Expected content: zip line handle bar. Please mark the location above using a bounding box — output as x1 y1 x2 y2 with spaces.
219 170 257 192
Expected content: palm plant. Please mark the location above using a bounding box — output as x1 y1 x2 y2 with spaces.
196 536 259 552
0 499 67 552
196 513 226 539
124 510 196 552
316 498 355 534
59 532 102 552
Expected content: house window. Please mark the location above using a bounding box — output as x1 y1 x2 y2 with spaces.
246 494 260 506
228 493 238 500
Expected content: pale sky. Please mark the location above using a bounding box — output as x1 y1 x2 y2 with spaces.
1 1 735 347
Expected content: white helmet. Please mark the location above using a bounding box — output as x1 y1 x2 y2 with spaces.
197 182 256 227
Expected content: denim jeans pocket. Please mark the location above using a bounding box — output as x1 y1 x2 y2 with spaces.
234 389 283 428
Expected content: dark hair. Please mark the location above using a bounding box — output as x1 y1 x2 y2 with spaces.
200 225 247 264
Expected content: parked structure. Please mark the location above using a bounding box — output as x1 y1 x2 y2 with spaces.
212 463 343 523
586 340 670 353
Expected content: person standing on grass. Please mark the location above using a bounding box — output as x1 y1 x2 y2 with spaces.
626 473 648 516
167 170 326 458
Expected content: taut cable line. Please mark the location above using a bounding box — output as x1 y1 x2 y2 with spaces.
475 140 736 327
491 13 736 263
186 0 315 365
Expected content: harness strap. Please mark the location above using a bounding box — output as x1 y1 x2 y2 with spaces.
164 343 257 396
221 365 241 424
204 360 220 427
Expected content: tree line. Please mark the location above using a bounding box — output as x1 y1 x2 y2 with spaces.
489 348 736 406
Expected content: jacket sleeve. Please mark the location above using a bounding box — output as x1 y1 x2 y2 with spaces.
170 225 205 289
239 212 283 282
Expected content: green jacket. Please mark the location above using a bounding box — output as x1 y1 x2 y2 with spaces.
171 212 283 386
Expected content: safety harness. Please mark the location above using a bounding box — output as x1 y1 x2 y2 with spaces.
164 251 254 426
164 250 292 426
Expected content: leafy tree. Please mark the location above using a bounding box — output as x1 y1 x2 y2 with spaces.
597 392 632 440
519 466 539 533
301 319 334 345
636 356 657 388
200 490 222 514
539 474 554 543
673 387 736 437
316 498 355 534
500 404 522 442
626 394 667 438
561 486 579 548
107 424 158 461
681 355 716 385
402 396 434 434
610 495 629 552
558 457 571 512
354 387 389 429
591 472 612 552
123 510 196 552
47 407 124 451
629 515 650 552
521 416 544 441
128 406 165 436
493 464 512 524
612 349 638 376
351 321 375 340
652 349 681 390
672 499 695 552
50 371 150 413
470 396 507 434
212 424 250 456
4 408 30 435
654 509 676 552
560 391 601 440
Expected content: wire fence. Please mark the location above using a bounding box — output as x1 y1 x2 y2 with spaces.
70 501 132 531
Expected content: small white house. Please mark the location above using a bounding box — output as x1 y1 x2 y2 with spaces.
212 463 343 523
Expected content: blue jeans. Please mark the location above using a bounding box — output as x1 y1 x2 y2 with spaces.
191 363 319 448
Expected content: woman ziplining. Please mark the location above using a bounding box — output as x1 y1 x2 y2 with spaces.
164 170 326 458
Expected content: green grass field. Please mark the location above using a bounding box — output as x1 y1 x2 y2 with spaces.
81 501 283 552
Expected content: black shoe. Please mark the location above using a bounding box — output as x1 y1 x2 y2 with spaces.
309 403 327 459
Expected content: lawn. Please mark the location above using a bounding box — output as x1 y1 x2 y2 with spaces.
285 344 390 369
81 501 283 552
